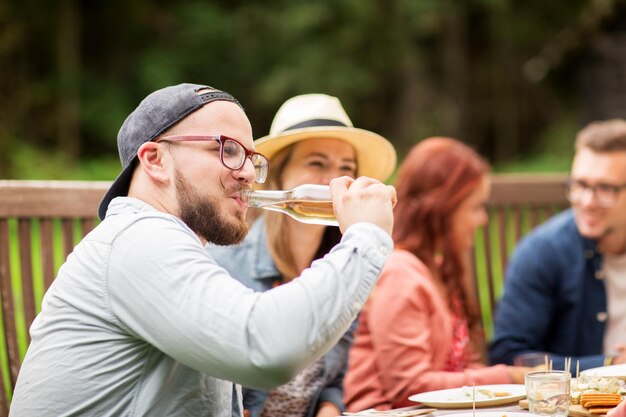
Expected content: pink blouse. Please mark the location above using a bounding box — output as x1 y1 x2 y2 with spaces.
344 249 511 412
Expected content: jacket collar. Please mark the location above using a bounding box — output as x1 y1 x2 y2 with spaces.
107 196 160 216
247 217 281 281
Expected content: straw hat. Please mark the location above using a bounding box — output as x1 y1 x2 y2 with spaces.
254 94 397 181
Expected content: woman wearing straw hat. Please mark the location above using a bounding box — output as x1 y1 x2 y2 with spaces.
207 93 396 417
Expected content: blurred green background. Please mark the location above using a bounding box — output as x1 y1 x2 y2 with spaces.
2 0 626 181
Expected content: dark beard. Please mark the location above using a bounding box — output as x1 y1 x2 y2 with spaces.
175 173 248 245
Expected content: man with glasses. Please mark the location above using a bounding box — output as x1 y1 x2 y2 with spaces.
9 84 397 417
490 119 626 372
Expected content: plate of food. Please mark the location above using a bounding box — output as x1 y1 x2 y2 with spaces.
408 384 526 408
580 364 626 381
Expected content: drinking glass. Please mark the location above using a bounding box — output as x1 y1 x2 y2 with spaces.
525 370 570 417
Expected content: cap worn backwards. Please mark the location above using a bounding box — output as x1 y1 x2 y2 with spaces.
97 83 243 220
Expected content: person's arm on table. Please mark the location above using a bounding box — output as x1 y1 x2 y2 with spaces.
316 402 341 417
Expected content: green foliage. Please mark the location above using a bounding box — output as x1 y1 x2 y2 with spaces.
493 115 578 173
2 0 624 178
9 142 120 180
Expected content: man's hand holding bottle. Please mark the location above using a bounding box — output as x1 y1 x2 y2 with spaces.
330 176 397 236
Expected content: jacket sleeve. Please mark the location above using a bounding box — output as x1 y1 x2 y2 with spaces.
108 217 392 391
367 256 511 407
488 232 606 371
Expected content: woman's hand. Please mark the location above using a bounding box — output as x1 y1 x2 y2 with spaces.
613 344 626 364
330 176 397 236
607 401 626 417
506 366 532 384
316 401 341 417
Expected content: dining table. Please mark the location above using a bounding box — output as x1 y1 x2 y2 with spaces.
434 403 527 415
342 401 609 417
342 402 532 417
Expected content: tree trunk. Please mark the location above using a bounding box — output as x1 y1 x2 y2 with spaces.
0 6 25 177
441 3 468 141
489 0 519 161
57 0 81 161
579 29 626 122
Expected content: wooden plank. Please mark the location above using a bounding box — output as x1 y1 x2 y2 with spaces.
40 219 55 291
488 174 569 206
0 369 7 417
0 175 570 216
61 219 74 260
0 220 20 387
18 219 36 342
469 251 484 328
0 220 12 415
512 207 523 245
496 207 508 280
482 220 497 314
0 180 109 218
529 207 540 229
544 206 557 222
81 218 95 237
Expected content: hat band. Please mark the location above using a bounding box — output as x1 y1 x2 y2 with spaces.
281 118 348 133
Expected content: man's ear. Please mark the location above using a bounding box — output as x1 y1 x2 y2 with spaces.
136 142 171 185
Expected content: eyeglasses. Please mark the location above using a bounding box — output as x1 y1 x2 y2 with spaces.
155 135 269 183
564 178 626 208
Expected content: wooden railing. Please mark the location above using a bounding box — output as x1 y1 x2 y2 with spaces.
0 175 569 414
474 174 569 338
0 180 109 415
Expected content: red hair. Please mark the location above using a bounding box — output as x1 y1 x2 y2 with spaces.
393 137 489 343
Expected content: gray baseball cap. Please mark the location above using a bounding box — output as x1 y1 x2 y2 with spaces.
98 83 243 220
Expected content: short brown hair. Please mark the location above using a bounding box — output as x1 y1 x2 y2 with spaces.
576 119 626 152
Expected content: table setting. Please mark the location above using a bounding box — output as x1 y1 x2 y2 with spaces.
342 363 626 417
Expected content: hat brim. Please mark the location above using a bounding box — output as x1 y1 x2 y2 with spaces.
97 160 135 220
254 126 396 182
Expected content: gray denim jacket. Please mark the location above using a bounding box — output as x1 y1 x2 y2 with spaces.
207 218 356 417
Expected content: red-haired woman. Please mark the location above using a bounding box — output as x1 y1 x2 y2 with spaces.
344 137 531 412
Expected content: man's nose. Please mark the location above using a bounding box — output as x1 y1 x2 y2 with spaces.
236 158 257 184
579 188 598 208
320 174 334 185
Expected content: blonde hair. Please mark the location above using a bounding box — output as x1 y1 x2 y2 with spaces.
263 146 300 280
263 140 352 280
